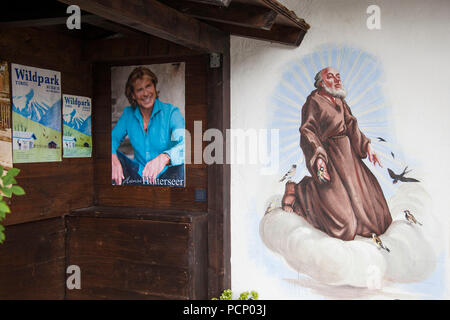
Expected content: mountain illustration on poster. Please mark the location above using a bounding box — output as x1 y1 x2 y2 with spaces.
11 63 62 163
62 94 92 158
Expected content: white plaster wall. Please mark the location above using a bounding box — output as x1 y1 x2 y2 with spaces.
230 0 450 299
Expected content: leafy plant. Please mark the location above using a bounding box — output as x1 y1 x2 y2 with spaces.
212 289 259 300
0 165 25 243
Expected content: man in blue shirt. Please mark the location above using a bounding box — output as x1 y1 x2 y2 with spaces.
112 66 185 186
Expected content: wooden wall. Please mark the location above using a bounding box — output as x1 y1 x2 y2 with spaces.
0 26 229 299
65 207 208 299
0 26 93 299
0 218 66 299
0 27 94 226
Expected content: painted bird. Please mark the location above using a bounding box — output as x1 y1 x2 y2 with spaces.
377 137 387 142
317 166 328 183
404 210 422 226
372 233 390 253
387 166 420 184
279 164 297 182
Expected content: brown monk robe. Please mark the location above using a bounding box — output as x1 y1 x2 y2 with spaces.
282 89 392 241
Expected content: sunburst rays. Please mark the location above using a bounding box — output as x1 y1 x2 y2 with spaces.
269 44 401 197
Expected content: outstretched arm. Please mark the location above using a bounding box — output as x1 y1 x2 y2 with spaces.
367 143 382 168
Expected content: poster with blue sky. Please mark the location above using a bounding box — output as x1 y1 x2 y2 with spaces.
63 94 92 158
11 63 61 163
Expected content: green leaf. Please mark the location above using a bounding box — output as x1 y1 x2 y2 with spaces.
0 225 5 244
0 202 10 214
11 186 25 196
1 187 12 198
0 166 3 177
5 168 20 178
2 176 12 186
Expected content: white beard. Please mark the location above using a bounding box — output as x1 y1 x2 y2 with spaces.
323 83 347 99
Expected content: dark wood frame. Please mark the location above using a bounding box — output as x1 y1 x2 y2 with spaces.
91 51 231 297
0 0 310 298
206 48 231 296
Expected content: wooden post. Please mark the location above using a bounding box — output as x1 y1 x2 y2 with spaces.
207 37 231 298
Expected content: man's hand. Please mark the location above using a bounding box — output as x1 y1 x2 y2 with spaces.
367 144 382 168
142 153 171 184
112 153 124 185
316 157 330 182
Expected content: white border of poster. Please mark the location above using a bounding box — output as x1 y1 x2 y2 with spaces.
111 63 186 187
62 94 92 158
11 63 61 163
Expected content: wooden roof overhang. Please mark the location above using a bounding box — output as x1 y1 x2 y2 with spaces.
0 0 309 52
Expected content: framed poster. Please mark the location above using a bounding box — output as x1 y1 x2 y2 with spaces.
11 63 61 163
0 61 12 169
62 94 92 158
111 63 186 187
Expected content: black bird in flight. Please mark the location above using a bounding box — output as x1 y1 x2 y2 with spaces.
391 152 395 159
387 166 420 184
377 137 386 142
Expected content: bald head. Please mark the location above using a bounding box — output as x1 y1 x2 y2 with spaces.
314 67 347 98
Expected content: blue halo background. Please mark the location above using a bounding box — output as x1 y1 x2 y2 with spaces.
269 44 409 198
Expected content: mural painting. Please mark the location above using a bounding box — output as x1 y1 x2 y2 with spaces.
258 45 443 298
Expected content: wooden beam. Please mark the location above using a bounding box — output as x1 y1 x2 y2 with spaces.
207 22 307 47
207 42 231 298
56 0 227 53
165 0 278 31
82 34 201 62
261 0 310 31
84 17 148 38
0 14 103 28
186 0 232 7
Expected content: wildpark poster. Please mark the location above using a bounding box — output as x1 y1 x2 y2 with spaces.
62 94 92 158
11 63 62 163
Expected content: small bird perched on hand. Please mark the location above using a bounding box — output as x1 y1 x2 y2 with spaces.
317 166 328 183
372 233 390 253
280 164 297 182
404 210 422 226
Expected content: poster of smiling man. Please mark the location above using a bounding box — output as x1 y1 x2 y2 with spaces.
111 63 185 187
